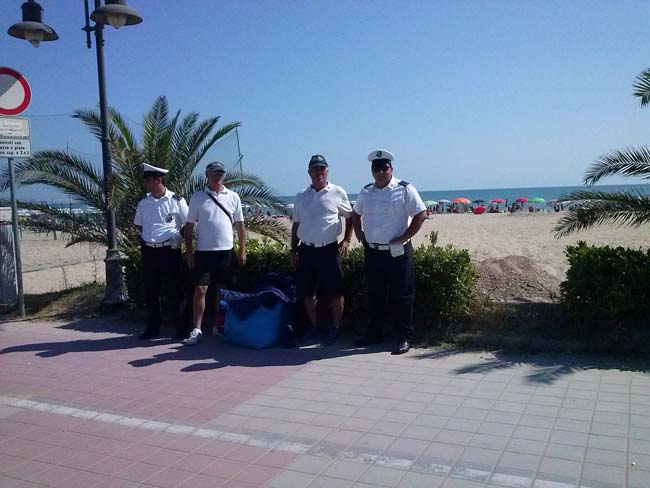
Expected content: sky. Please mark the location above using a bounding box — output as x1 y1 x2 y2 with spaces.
2 0 650 202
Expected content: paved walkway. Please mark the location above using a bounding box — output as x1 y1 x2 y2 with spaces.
0 319 649 487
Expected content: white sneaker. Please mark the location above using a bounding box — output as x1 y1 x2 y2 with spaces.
183 329 202 345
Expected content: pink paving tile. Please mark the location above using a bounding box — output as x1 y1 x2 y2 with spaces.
0 438 36 457
220 480 259 488
67 433 104 451
91 438 133 456
143 448 184 467
234 464 281 484
196 440 237 458
87 456 134 476
16 442 57 461
0 454 27 473
59 469 108 488
3 460 52 480
171 453 216 473
117 427 154 444
16 425 58 442
41 430 87 448
142 431 180 448
34 446 83 466
114 461 163 482
114 442 154 461
224 445 267 463
0 475 19 487
59 450 107 470
164 435 210 453
201 458 248 479
94 478 140 488
141 467 195 488
12 481 43 487
256 450 299 468
179 473 227 488
26 464 78 486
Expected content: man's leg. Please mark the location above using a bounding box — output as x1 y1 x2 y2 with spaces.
303 295 318 328
163 248 186 339
355 247 387 345
388 243 415 353
141 246 162 338
192 285 208 330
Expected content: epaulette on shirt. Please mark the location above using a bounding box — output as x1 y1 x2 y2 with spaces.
398 181 410 187
172 193 183 200
364 182 374 189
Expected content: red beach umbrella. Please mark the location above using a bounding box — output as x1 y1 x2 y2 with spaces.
515 197 528 203
473 205 486 214
490 198 505 203
453 197 471 204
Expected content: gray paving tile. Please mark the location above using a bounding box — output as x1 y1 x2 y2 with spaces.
478 422 516 437
445 418 481 433
512 425 550 442
400 425 438 441
507 437 547 455
355 433 395 451
594 401 627 414
538 457 582 478
397 471 445 488
629 468 650 488
309 476 354 488
470 433 509 450
485 411 521 425
581 462 625 485
322 460 368 481
630 426 650 440
410 455 453 477
435 429 473 446
388 438 429 455
289 455 335 474
587 434 626 452
534 472 578 488
584 447 626 467
370 421 408 438
589 422 626 437
518 415 556 429
498 452 540 471
549 430 587 447
269 470 317 487
557 408 592 421
423 442 465 461
448 461 493 482
460 447 501 465
490 466 534 488
413 414 448 428
358 466 405 487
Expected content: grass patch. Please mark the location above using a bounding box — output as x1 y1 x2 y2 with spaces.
0 283 106 320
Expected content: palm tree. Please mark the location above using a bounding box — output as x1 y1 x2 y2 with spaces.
0 96 288 247
554 69 650 237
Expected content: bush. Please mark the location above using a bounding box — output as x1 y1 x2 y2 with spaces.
561 242 650 352
123 237 477 342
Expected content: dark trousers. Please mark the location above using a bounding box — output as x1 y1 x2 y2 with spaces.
141 244 183 334
363 241 415 342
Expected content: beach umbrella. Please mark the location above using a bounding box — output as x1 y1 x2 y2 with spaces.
529 197 545 203
438 199 451 203
453 197 471 204
424 200 438 206
472 199 485 204
473 206 486 215
489 198 505 203
515 197 528 203
285 203 294 209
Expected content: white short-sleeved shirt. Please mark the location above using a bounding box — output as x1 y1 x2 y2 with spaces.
293 182 353 245
187 187 244 251
134 189 188 245
353 177 426 244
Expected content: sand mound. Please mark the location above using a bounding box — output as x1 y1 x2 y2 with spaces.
474 255 561 303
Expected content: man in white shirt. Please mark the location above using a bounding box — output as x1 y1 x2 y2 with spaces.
133 162 189 340
351 149 427 355
183 161 246 345
290 155 353 345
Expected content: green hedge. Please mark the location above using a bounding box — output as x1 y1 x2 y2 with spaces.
124 237 477 341
562 242 650 352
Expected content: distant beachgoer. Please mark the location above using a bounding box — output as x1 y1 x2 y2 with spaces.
183 161 246 345
290 155 353 346
351 149 427 355
133 162 188 341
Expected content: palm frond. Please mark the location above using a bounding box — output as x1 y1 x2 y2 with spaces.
633 68 650 107
142 96 170 166
192 121 241 166
554 190 650 237
244 215 289 243
584 147 650 185
109 107 139 153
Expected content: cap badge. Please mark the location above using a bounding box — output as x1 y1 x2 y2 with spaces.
377 151 382 157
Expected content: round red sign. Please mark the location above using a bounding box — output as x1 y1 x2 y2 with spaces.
0 67 31 116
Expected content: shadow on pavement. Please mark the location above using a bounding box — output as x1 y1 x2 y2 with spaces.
414 348 650 385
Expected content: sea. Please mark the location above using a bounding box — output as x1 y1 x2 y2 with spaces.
280 183 650 206
32 183 650 212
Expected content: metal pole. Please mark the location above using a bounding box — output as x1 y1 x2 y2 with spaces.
7 157 25 317
91 0 126 305
235 127 243 173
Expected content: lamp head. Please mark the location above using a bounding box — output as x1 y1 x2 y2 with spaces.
90 0 143 29
7 0 58 47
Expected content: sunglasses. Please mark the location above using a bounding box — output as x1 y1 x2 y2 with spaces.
371 164 391 172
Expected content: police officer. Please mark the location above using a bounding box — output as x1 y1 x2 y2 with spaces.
290 155 353 345
351 149 427 354
134 163 189 340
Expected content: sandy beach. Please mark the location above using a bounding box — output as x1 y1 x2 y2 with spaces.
9 212 650 295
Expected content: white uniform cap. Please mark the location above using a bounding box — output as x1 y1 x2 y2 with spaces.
142 162 169 175
367 149 395 163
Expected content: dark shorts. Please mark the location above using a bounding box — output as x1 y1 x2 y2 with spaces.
192 250 235 287
295 242 344 297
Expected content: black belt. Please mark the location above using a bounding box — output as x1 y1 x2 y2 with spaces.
301 241 337 248
142 240 172 248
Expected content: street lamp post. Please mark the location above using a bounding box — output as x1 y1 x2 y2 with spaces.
7 0 142 306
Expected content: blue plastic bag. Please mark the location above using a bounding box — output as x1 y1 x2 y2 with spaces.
223 301 284 349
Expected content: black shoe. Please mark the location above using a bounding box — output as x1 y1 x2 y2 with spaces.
138 330 159 340
391 341 411 355
353 337 383 347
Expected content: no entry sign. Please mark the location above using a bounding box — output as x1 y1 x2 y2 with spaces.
0 67 31 116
